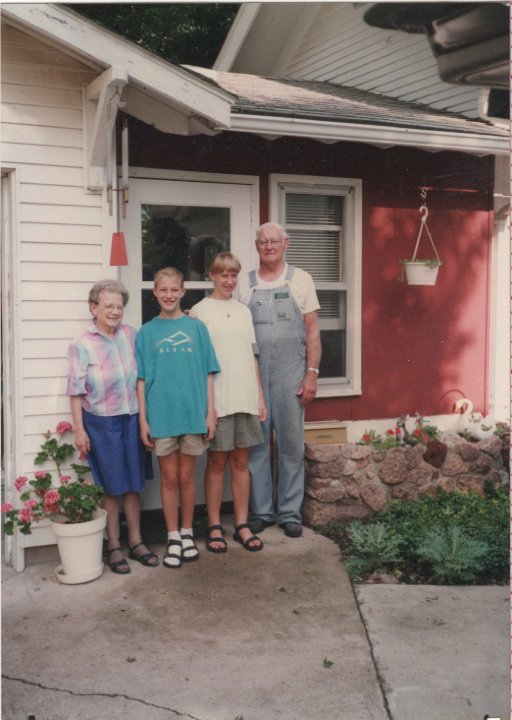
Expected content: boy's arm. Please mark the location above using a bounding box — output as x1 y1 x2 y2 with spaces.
137 378 154 448
205 373 217 441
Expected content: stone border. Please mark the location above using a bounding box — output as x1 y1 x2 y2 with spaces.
303 431 509 526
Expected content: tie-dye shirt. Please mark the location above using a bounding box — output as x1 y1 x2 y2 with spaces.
67 322 138 416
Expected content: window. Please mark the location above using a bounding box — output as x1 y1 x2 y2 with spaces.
271 174 362 396
140 204 230 320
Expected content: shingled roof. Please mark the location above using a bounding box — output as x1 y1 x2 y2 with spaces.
185 67 507 139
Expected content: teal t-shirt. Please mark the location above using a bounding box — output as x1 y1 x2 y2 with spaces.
135 315 220 438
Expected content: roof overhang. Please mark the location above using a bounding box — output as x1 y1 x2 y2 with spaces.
1 3 234 129
226 113 509 157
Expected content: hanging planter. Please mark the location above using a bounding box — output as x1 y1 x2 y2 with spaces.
399 188 442 286
400 259 442 286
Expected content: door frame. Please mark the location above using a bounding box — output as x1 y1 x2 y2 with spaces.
119 168 260 509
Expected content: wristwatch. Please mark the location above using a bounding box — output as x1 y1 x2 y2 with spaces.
307 367 319 375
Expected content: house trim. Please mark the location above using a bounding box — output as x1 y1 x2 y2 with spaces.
1 168 22 568
227 114 509 157
213 3 262 71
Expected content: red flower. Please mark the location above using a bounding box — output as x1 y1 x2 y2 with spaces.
386 429 395 437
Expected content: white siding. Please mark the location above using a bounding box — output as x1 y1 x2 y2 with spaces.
1 25 105 483
280 3 480 118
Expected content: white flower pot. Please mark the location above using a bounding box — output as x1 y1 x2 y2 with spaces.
51 508 107 584
403 261 440 286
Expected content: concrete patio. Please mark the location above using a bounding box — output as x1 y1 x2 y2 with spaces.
2 520 509 720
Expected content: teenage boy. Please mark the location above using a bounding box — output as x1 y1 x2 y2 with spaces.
136 267 219 569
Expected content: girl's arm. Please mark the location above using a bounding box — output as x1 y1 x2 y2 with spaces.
254 358 267 422
137 378 154 448
205 373 217 440
70 395 90 460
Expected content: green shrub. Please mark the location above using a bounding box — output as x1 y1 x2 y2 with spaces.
317 486 509 584
417 525 489 584
345 522 402 579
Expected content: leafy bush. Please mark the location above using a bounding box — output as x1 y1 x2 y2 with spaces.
316 486 509 584
417 525 488 584
345 522 402 579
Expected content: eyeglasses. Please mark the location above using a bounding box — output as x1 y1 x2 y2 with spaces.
256 239 284 248
101 304 124 312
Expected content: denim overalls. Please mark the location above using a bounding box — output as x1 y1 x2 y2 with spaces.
248 265 306 524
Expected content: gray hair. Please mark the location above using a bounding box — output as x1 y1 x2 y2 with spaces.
256 222 288 242
88 279 129 306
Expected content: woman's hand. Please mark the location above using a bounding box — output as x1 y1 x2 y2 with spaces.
74 428 90 460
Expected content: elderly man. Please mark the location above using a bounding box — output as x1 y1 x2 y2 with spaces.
237 222 321 537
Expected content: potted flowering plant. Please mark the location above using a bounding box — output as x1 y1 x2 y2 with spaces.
2 422 106 584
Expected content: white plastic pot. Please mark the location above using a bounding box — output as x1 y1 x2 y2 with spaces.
403 261 440 286
51 508 107 584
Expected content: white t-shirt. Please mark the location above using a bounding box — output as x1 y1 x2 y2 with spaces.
190 297 260 418
236 264 320 315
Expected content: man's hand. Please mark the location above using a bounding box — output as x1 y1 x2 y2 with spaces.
297 372 317 406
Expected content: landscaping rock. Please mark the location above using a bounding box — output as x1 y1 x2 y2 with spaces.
305 457 345 478
304 443 341 463
390 483 418 501
378 449 407 484
341 444 373 460
360 484 388 513
476 436 502 460
455 475 485 495
439 452 467 476
307 482 346 503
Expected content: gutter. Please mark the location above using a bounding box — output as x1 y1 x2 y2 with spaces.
227 113 509 156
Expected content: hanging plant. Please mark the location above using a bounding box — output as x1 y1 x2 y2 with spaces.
399 188 443 285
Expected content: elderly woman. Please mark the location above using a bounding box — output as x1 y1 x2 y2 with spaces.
67 279 158 573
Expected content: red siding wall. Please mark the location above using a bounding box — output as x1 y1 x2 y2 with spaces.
129 121 494 422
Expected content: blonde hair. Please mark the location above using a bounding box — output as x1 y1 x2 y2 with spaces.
153 267 184 288
209 252 241 275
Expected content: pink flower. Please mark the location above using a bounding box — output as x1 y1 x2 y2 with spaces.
15 476 28 491
56 421 73 435
19 507 35 523
24 498 38 509
1 503 14 513
34 471 46 480
43 489 60 512
60 475 71 485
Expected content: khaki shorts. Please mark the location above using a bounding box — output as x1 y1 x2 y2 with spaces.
209 413 263 453
154 434 208 457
